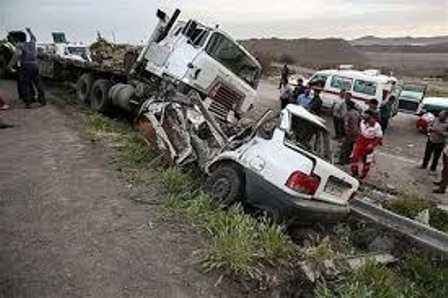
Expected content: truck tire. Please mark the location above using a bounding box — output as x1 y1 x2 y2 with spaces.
206 163 244 206
76 73 93 104
90 79 112 113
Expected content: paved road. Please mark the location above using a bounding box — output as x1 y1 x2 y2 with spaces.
0 80 236 297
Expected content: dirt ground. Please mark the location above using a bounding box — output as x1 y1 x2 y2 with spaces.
254 80 448 206
0 79 241 297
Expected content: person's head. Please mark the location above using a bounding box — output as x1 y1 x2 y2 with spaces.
339 89 346 98
364 109 377 125
369 98 379 110
439 111 447 121
304 86 311 96
344 92 352 102
284 64 288 68
16 32 27 43
297 78 303 86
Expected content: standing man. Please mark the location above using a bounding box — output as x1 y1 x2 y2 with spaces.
379 96 395 133
419 111 448 174
339 100 361 165
332 90 350 139
279 83 293 110
433 146 448 194
296 87 313 111
278 65 290 89
310 89 323 115
8 27 46 108
350 110 383 179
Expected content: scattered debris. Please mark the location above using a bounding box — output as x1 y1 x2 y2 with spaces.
298 253 397 283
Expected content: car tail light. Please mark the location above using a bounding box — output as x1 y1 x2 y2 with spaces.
285 171 320 195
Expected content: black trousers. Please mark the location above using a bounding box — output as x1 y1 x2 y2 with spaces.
23 63 45 105
422 140 444 171
333 116 345 139
339 136 355 165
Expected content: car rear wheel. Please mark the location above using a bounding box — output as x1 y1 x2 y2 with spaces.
206 163 244 206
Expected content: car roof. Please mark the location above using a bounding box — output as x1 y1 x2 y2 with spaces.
422 97 448 105
314 69 396 84
285 104 327 130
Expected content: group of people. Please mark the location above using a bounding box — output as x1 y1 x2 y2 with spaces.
6 27 46 109
279 76 323 115
332 90 384 179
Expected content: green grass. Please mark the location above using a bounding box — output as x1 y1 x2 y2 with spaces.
383 193 448 232
160 167 297 284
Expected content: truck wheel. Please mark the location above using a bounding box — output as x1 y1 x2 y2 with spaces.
90 79 112 113
206 163 244 206
76 73 93 104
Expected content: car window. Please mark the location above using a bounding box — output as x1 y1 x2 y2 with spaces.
353 79 377 96
330 75 353 90
285 115 331 160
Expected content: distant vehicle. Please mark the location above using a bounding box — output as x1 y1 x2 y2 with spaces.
307 68 399 113
417 97 448 114
397 83 427 114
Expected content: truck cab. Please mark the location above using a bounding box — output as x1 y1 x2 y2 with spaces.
139 11 261 122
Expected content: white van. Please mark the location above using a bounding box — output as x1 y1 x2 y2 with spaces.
307 69 399 112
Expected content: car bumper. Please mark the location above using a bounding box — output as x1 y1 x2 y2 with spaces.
245 171 350 223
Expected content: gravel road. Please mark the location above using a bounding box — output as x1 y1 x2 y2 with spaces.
0 79 238 298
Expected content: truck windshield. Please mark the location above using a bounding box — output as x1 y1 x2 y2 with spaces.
205 33 261 89
286 115 331 160
400 84 426 101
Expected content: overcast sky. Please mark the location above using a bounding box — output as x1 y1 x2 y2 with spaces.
1 0 447 44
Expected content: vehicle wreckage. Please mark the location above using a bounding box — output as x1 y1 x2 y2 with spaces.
136 81 359 223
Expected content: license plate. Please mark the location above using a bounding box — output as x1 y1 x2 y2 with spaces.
324 177 350 196
324 183 345 196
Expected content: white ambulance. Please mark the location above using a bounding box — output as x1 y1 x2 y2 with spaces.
307 68 399 112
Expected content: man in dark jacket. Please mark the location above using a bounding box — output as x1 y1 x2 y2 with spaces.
8 28 45 108
310 89 323 115
278 65 290 89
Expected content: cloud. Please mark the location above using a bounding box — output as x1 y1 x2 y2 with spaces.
1 0 447 42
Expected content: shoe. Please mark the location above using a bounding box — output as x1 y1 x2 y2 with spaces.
0 122 14 129
38 96 46 106
433 188 446 194
433 181 442 186
0 104 9 110
25 104 31 109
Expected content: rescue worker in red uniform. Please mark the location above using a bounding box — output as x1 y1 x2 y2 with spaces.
350 109 383 179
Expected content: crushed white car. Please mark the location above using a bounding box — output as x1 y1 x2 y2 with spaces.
205 104 359 223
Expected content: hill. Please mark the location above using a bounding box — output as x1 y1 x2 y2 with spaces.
240 38 366 68
351 35 448 46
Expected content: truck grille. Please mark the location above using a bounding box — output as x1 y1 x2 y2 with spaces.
398 100 419 112
208 83 244 122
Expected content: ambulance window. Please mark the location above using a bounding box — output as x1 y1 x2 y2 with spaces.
330 76 353 90
354 79 377 96
309 74 328 87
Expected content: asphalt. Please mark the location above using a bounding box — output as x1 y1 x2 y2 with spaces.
0 79 238 298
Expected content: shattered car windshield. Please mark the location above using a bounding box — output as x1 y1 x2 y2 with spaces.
286 116 331 160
